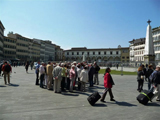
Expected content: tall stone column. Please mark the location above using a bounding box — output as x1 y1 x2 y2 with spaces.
144 20 155 66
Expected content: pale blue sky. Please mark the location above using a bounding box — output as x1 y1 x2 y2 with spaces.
0 0 160 50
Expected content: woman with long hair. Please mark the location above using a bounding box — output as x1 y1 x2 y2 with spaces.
137 67 144 92
101 67 115 102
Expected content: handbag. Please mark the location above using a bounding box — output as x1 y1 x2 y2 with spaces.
141 75 144 80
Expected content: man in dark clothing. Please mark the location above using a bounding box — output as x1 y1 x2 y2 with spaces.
146 65 153 90
88 64 95 87
2 61 12 85
93 62 100 85
149 65 160 101
0 63 3 76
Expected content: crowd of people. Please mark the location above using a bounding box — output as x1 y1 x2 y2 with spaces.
137 64 160 101
34 61 100 93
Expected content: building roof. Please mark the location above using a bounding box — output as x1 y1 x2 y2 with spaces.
64 47 129 51
0 21 5 29
152 26 160 31
129 38 145 44
4 36 17 40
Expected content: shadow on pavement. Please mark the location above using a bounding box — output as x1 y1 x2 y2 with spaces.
147 102 160 107
0 85 6 87
62 93 79 96
115 101 137 107
27 73 34 74
93 103 107 107
8 83 19 87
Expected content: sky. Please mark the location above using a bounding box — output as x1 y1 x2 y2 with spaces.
0 0 160 50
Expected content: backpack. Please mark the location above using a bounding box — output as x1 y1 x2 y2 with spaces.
4 64 11 73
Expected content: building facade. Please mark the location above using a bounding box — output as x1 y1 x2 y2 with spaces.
55 45 63 61
3 36 16 60
0 21 5 60
64 47 129 63
153 26 160 61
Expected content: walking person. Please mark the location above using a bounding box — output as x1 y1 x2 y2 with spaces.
93 62 100 85
80 65 88 92
30 62 34 70
53 63 62 93
25 61 29 73
137 67 144 92
35 61 40 85
100 68 115 102
46 62 53 90
39 62 45 88
2 61 12 85
69 65 76 92
88 63 95 87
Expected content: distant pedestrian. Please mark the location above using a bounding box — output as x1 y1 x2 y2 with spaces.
88 63 95 87
46 62 53 90
80 65 88 91
93 62 100 85
35 61 40 85
77 64 82 90
39 62 45 88
69 65 76 92
2 61 12 85
116 63 119 69
25 61 29 73
101 68 115 102
137 67 144 92
61 63 67 92
146 65 153 90
53 63 62 93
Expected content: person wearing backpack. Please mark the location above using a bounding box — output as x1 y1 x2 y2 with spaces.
2 61 12 85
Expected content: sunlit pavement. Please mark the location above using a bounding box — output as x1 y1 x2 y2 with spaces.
0 66 159 120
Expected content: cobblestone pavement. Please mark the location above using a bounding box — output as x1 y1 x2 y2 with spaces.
0 66 159 120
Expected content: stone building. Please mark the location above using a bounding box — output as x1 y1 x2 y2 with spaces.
64 47 129 63
0 21 5 60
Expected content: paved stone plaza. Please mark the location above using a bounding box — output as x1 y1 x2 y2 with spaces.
0 67 159 120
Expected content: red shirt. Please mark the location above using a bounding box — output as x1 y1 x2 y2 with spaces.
104 73 112 88
2 63 12 72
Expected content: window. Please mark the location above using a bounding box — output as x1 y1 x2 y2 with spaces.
110 51 112 55
98 52 101 55
122 56 125 59
77 52 79 55
104 52 106 55
116 51 118 54
93 52 95 55
82 52 84 55
72 52 74 55
127 57 129 59
87 52 89 55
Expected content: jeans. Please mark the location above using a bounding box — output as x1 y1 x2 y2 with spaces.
94 74 99 85
89 75 93 87
137 80 144 92
61 77 66 91
40 74 44 88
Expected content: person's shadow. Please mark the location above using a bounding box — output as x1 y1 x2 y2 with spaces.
105 101 137 107
8 83 19 87
0 85 6 87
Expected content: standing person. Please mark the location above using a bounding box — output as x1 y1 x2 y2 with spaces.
147 65 153 90
149 65 160 101
69 65 76 92
61 63 67 92
141 64 147 82
44 63 47 88
30 62 34 70
35 61 40 85
93 62 100 85
39 62 45 88
2 61 12 85
77 64 82 90
100 68 115 102
80 65 88 91
137 67 144 92
46 62 53 90
66 65 71 90
73 61 77 89
53 63 62 93
88 63 95 87
25 61 29 73
116 63 119 69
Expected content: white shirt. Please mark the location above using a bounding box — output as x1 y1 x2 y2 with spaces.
77 67 81 78
39 65 45 75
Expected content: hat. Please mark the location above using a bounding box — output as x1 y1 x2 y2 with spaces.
73 61 77 64
71 65 75 68
156 65 160 68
